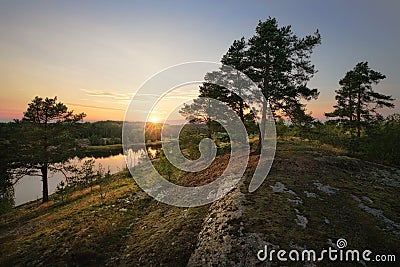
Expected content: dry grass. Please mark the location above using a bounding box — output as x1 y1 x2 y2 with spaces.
1 139 399 266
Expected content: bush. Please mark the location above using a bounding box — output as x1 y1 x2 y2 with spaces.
362 114 400 165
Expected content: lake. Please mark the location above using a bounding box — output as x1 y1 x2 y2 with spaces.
13 147 157 206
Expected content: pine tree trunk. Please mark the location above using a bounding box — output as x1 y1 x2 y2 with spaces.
41 163 49 203
357 91 362 138
255 99 267 155
236 69 245 123
349 115 353 138
239 101 244 123
207 120 212 139
348 94 354 140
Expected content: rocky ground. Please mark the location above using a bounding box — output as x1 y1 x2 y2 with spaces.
1 139 399 266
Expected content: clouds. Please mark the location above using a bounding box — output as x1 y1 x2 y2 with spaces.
1 1 399 121
162 86 199 100
81 89 132 101
65 102 125 111
81 88 179 102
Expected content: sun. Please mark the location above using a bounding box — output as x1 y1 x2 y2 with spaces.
148 116 161 123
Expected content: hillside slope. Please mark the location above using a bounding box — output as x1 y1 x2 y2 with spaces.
1 139 399 266
189 140 400 266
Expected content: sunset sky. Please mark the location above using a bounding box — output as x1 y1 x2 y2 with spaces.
1 1 399 122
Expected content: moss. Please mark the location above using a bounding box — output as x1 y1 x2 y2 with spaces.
1 138 399 266
240 139 399 266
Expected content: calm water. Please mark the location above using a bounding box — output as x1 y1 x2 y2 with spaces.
14 147 157 206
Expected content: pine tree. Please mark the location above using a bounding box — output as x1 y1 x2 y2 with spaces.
246 18 321 153
182 18 321 154
200 37 249 123
325 62 394 139
20 96 86 202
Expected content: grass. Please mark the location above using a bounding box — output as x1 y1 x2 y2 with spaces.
0 168 209 266
1 138 399 266
238 139 400 266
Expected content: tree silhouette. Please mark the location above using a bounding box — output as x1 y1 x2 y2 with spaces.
325 62 394 139
247 18 321 153
194 18 321 154
20 96 85 202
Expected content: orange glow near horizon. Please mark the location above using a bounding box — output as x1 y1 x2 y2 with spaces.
147 116 161 123
1 1 400 124
1 96 397 123
1 89 395 123
65 103 126 122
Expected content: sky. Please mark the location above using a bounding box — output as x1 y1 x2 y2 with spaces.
0 0 399 122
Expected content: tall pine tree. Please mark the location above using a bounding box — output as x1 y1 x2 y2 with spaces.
20 96 86 202
183 18 321 154
247 18 321 153
325 62 394 139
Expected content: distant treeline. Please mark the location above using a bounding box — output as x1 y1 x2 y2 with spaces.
0 120 123 146
77 121 177 145
77 121 123 146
